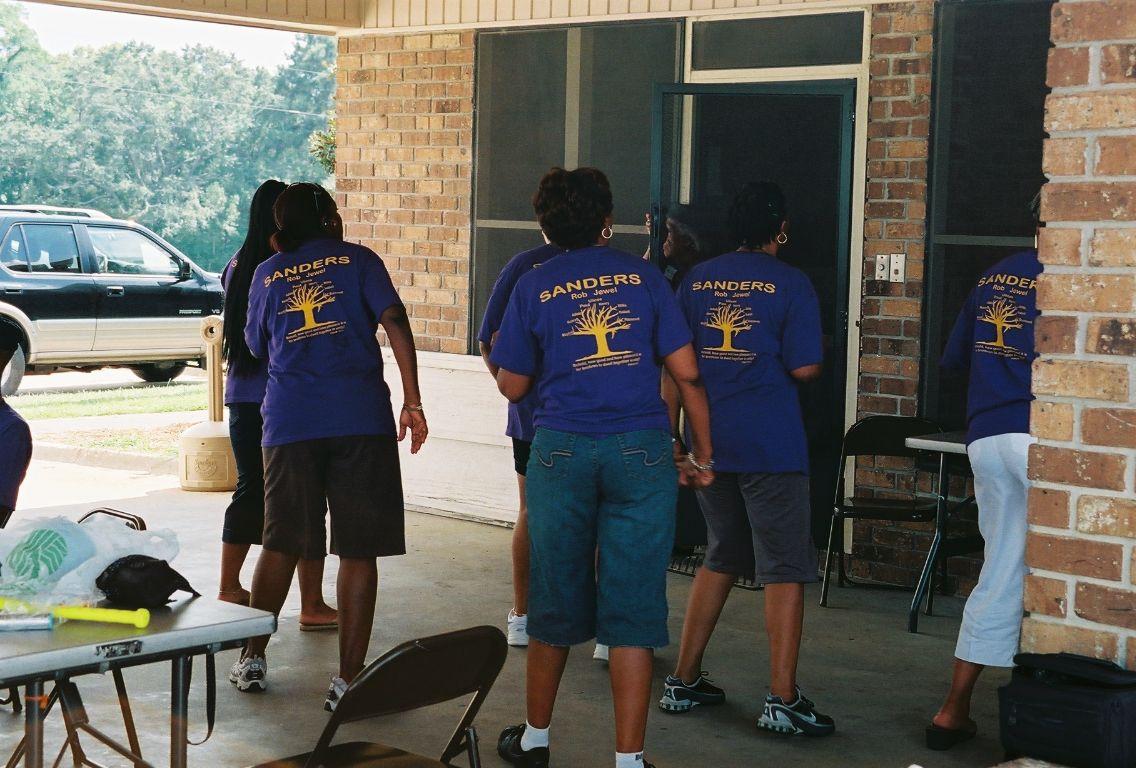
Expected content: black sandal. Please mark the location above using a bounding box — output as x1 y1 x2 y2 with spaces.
925 721 977 750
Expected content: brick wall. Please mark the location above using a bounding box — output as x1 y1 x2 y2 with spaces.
335 31 474 354
849 2 981 591
1021 0 1136 666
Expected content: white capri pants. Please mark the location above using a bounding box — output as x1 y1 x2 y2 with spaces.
955 432 1034 668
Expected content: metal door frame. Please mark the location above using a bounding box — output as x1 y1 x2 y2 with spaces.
649 80 857 438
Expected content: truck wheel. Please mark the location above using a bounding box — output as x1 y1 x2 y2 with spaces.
1 345 25 397
131 362 187 383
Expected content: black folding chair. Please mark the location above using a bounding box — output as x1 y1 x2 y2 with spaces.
250 626 507 768
819 415 941 616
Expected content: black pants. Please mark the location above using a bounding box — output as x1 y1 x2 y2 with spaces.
222 403 267 545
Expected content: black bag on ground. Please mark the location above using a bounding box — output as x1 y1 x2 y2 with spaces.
1000 651 1136 768
96 555 200 609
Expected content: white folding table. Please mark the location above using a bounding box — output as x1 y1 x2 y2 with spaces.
0 597 275 768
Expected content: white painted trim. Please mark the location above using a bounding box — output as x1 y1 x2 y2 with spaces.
344 0 897 34
24 0 344 33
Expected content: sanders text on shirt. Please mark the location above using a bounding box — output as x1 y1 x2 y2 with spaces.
539 273 642 302
262 255 352 287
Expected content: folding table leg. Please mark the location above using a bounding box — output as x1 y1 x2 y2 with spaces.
112 670 143 762
169 657 191 768
24 680 45 768
5 686 60 768
908 453 949 633
56 680 155 768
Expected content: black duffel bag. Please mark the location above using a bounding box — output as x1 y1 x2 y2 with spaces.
1000 651 1136 768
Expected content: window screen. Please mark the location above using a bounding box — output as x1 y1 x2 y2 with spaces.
472 22 681 352
691 13 864 71
920 0 1052 430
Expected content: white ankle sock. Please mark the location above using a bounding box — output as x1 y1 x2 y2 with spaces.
520 722 549 751
615 750 644 768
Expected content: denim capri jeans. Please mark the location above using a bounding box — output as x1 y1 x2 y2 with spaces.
525 427 678 649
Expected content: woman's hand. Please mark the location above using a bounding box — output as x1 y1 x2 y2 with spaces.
678 454 715 489
399 405 428 454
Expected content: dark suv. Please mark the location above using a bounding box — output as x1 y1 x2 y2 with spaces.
0 206 223 395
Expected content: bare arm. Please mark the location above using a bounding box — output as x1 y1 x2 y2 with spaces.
661 370 681 440
496 368 534 403
479 336 500 378
790 363 822 383
380 304 428 454
662 343 714 488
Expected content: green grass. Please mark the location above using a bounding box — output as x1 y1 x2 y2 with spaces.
50 423 194 458
10 382 207 421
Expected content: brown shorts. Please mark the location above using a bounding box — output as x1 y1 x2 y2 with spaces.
262 435 405 559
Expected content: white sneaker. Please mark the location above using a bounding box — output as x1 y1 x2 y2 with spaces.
507 609 529 647
229 655 267 692
324 676 348 712
593 643 609 662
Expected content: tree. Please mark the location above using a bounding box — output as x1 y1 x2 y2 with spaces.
281 281 339 330
563 301 636 360
309 115 336 177
0 6 337 272
244 34 336 187
702 301 754 352
978 296 1027 348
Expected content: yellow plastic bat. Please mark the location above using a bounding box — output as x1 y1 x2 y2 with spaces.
0 597 150 628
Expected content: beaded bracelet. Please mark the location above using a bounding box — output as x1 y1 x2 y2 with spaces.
402 403 424 412
686 453 714 472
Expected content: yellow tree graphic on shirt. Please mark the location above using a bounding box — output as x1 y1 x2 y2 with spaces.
280 281 340 331
703 301 754 352
978 296 1028 348
564 300 637 360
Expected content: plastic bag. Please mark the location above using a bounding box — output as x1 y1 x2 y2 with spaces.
0 516 179 604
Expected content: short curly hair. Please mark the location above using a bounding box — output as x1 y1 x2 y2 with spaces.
729 182 787 249
532 167 613 250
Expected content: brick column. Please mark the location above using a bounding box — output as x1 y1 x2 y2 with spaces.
335 32 474 354
1022 1 1136 665
850 2 938 586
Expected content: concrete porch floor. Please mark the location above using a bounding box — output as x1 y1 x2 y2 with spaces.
1 460 1007 767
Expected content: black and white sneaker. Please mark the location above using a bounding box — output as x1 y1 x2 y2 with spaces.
658 672 726 713
497 724 550 768
228 655 267 692
757 687 835 736
324 676 348 712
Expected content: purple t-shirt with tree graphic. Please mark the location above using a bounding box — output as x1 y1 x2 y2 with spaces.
941 249 1041 444
490 246 691 435
245 239 403 447
677 250 823 474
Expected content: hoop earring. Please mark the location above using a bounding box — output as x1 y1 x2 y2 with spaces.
776 232 789 246
601 226 613 240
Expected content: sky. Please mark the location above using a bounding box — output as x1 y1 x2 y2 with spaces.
18 1 303 69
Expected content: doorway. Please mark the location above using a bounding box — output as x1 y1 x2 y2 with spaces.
651 81 855 543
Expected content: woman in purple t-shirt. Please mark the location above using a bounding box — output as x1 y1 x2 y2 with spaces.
232 183 428 711
218 179 336 630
